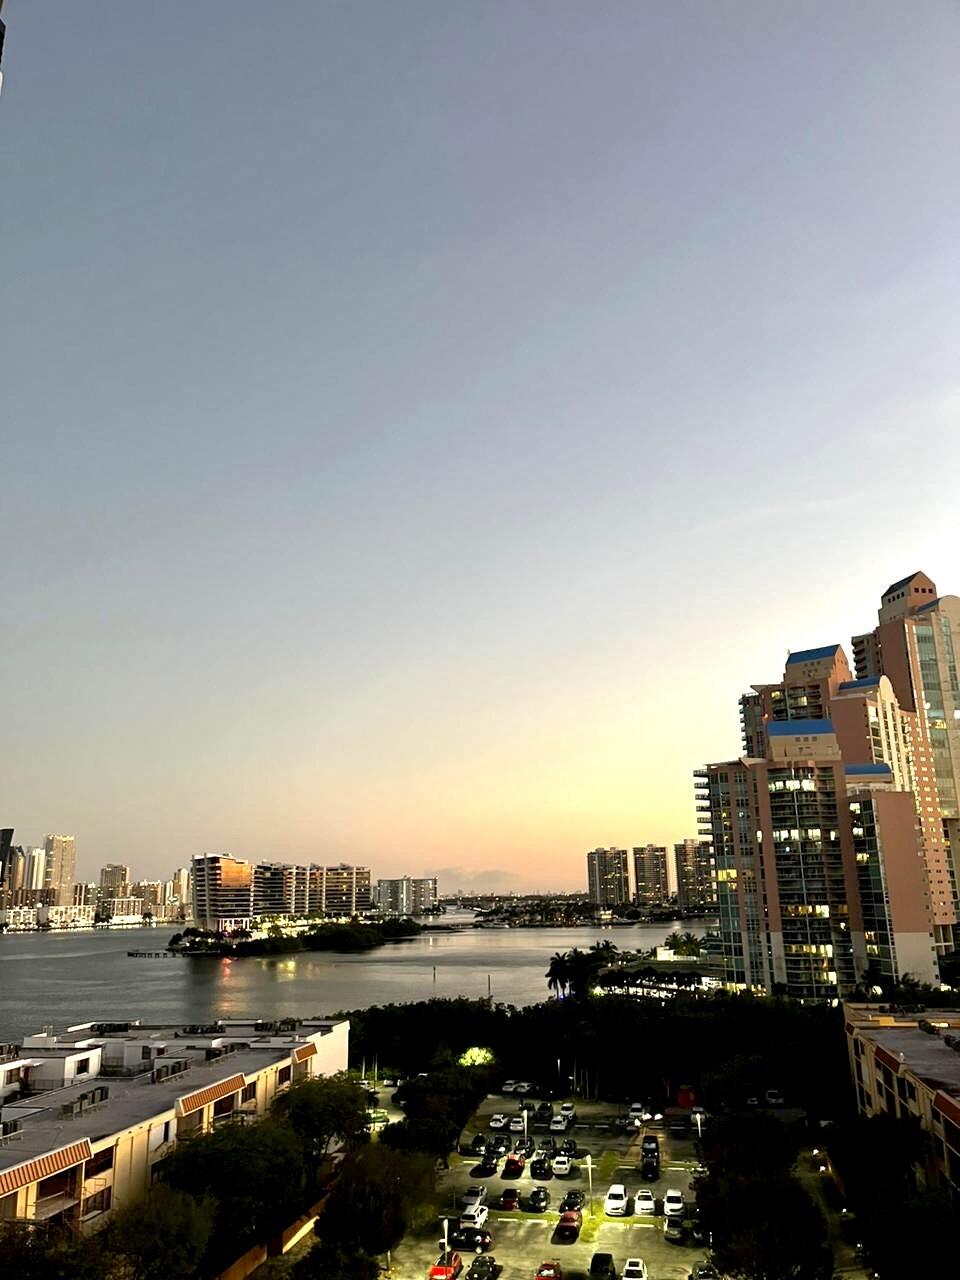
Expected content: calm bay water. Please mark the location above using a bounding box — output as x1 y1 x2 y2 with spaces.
0 917 698 1043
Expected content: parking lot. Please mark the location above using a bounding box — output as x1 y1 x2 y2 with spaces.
390 1092 713 1280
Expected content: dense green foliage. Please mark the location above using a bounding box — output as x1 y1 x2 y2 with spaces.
102 1185 213 1280
828 1113 955 1274
272 1073 371 1169
345 993 851 1118
696 1114 831 1280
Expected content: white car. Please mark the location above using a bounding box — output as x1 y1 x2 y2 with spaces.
502 1080 519 1094
629 1101 645 1118
509 1116 525 1132
634 1189 656 1215
461 1204 489 1229
514 1081 534 1094
488 1114 507 1130
622 1262 648 1280
461 1186 487 1209
551 1154 572 1176
549 1115 568 1133
604 1184 630 1216
560 1102 576 1119
663 1189 684 1218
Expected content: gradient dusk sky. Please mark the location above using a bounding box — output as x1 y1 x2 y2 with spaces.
2 2 959 891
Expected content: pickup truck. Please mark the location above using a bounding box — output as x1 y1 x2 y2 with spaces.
431 1253 464 1280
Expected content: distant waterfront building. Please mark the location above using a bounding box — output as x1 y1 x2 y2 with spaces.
0 828 14 888
586 848 630 907
99 863 131 898
191 853 255 931
25 847 46 891
192 854 373 929
673 838 716 912
73 882 98 907
632 845 669 908
0 1016 348 1229
376 876 438 915
43 834 76 907
697 642 939 1000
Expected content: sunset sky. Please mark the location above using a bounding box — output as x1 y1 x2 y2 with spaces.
3 3 959 890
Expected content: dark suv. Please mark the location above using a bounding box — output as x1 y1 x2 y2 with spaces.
589 1253 617 1280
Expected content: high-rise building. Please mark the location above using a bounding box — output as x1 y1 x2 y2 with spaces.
697 642 939 999
43 835 76 907
25 847 46 891
376 876 438 915
0 829 14 888
586 848 630 907
191 853 254 931
99 864 131 898
632 845 669 907
852 572 960 948
674 838 716 913
318 864 372 917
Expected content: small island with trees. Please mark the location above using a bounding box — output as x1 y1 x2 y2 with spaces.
168 917 423 956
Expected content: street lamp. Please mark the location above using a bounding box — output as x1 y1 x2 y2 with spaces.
694 1112 702 1140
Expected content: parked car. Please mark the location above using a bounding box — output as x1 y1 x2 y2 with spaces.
690 1213 709 1246
663 1189 684 1219
634 1189 656 1215
461 1205 489 1230
640 1135 659 1160
559 1138 578 1157
539 1136 558 1154
467 1257 498 1280
469 1134 488 1156
589 1252 617 1279
518 1100 537 1114
430 1253 464 1280
461 1186 488 1209
551 1155 573 1177
536 1264 562 1280
664 1216 686 1244
536 1103 554 1121
765 1089 784 1106
516 1138 535 1157
622 1262 648 1280
603 1184 629 1216
559 1102 577 1120
499 1187 521 1211
486 1136 510 1156
549 1115 569 1133
489 1114 508 1131
640 1156 659 1181
689 1265 719 1280
560 1190 585 1212
515 1082 534 1094
478 1155 499 1176
509 1117 526 1133
504 1153 525 1176
530 1158 552 1179
528 1187 552 1212
449 1228 494 1253
554 1210 582 1242
502 1081 519 1094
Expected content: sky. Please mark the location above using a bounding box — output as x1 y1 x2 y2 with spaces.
2 2 959 892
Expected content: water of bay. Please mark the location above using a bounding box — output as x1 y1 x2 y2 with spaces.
0 918 701 1043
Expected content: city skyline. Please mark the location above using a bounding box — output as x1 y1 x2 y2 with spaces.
3 5 959 890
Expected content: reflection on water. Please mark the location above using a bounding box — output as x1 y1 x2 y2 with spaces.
0 918 701 1041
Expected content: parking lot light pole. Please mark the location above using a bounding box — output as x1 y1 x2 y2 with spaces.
523 1109 528 1143
586 1153 594 1216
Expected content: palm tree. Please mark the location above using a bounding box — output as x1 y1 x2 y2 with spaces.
546 952 570 999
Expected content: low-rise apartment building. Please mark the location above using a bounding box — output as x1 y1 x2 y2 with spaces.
844 1003 960 1191
0 1016 348 1230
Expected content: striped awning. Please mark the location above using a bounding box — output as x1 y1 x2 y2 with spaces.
293 1043 317 1064
176 1073 246 1116
0 1139 93 1197
933 1089 960 1127
874 1045 902 1073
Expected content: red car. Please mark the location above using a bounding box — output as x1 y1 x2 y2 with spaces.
499 1188 521 1211
554 1211 582 1242
431 1253 464 1280
536 1264 563 1280
504 1153 526 1176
